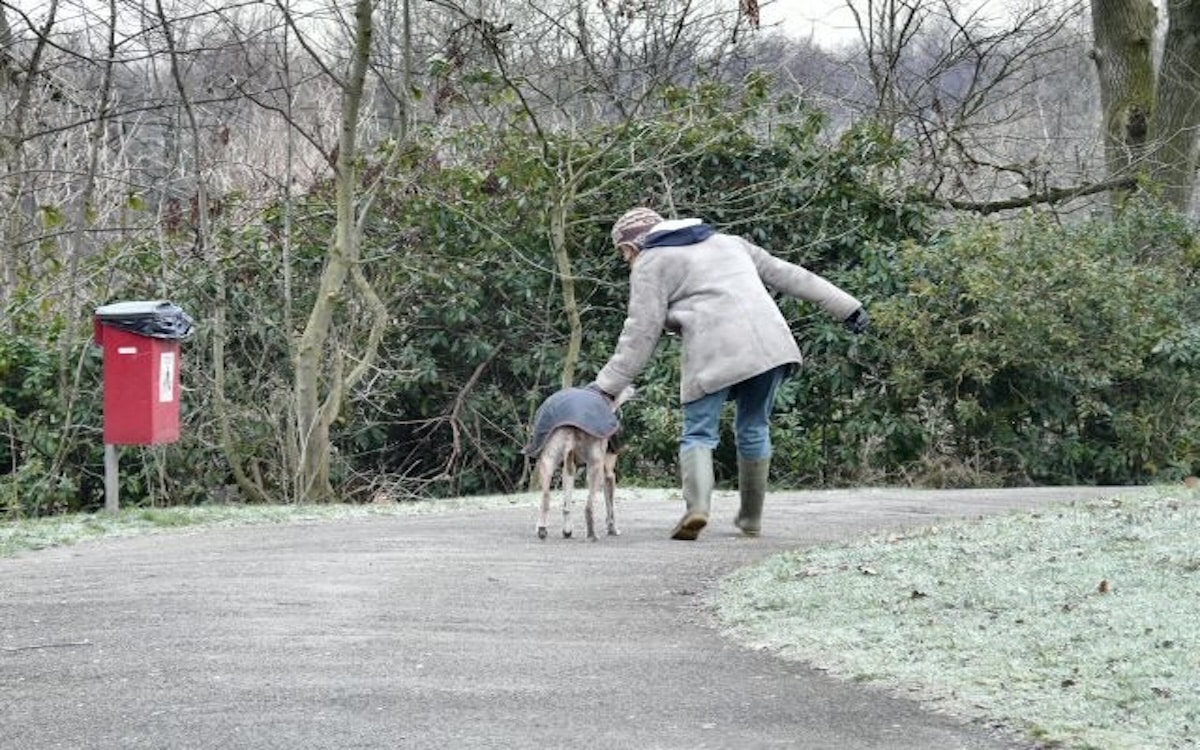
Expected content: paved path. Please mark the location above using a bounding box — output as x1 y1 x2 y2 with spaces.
1 487 1138 750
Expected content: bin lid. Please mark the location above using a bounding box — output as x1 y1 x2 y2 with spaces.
94 300 194 340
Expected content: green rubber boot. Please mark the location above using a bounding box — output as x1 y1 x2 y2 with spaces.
734 457 770 536
671 447 713 540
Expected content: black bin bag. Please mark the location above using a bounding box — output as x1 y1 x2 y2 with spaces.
94 300 194 340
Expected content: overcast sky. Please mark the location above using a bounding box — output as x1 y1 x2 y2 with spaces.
759 0 862 45
759 0 1050 49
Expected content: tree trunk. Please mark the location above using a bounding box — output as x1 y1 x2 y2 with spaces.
1153 0 1200 211
0 3 16 316
1090 0 1158 189
1092 0 1200 213
549 194 583 389
44 0 117 491
0 0 58 327
294 0 373 503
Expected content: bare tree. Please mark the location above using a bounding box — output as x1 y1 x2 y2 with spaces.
1 0 388 506
372 0 414 140
290 0 390 502
832 0 1115 209
1152 0 1200 211
825 0 1198 214
1 0 61 323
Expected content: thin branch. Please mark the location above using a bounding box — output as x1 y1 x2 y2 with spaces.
440 347 501 479
922 176 1138 214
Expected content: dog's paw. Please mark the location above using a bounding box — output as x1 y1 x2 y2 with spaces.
537 526 548 540
562 529 573 538
607 526 620 537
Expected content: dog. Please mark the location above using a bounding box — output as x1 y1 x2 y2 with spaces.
524 385 635 541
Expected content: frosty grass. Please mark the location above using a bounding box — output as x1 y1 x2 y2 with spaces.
716 488 1200 749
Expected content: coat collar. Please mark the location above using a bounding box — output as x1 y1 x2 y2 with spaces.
643 218 715 249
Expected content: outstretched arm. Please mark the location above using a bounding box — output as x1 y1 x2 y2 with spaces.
594 264 668 396
742 239 863 322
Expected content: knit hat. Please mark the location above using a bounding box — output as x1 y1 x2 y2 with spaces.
611 207 664 249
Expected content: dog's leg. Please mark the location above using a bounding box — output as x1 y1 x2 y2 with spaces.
585 458 604 541
578 439 608 541
535 451 555 540
603 451 619 537
536 432 569 540
561 443 576 538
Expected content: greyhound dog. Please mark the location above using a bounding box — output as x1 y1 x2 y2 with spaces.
524 385 635 541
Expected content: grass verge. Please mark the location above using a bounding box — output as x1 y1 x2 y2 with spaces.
714 487 1200 750
0 494 527 558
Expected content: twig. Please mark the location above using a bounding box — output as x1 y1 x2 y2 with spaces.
441 347 503 478
921 177 1139 215
3 640 92 652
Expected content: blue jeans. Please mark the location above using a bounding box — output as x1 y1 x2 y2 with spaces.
680 366 787 460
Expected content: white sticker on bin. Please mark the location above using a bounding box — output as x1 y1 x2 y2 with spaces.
117 346 138 354
159 352 176 403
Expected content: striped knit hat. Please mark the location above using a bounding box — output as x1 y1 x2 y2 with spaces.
610 207 663 249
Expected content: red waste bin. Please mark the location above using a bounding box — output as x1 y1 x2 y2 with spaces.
93 301 193 445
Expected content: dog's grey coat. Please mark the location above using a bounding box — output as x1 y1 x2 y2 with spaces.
523 387 619 456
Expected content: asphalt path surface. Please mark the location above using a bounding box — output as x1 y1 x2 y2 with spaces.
2 486 1139 750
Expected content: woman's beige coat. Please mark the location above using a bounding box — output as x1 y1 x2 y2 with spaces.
594 231 862 404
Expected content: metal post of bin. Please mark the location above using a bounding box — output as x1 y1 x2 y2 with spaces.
104 445 120 513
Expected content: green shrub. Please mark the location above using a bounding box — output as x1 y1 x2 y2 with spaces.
8 80 1194 513
864 202 1198 485
0 321 103 517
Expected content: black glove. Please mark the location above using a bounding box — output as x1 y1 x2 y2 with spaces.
843 307 870 334
585 382 614 401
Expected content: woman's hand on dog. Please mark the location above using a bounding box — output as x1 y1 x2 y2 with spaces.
584 382 614 402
